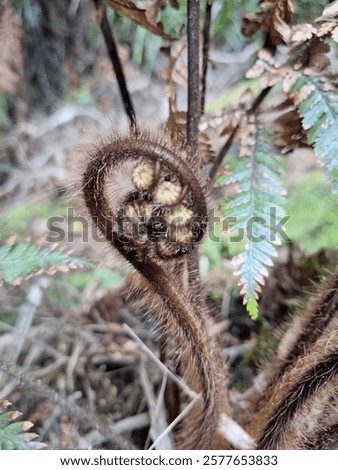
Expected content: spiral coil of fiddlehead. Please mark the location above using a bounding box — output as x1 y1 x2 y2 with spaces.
82 133 208 263
80 131 229 449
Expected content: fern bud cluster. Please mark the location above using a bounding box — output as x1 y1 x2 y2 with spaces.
81 131 209 262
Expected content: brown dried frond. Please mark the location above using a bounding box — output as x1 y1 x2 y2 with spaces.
107 0 171 39
216 90 255 137
0 1 23 94
285 73 335 106
281 18 337 45
165 110 187 141
272 106 308 150
242 0 294 45
165 110 216 164
246 49 289 88
161 39 188 91
306 39 330 71
237 114 258 157
198 130 216 164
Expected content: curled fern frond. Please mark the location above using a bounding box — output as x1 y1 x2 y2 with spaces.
0 238 92 286
0 400 43 450
290 75 338 194
220 116 287 319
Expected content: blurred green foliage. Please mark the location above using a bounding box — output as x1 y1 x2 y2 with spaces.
0 199 124 299
68 267 124 291
285 171 338 256
212 0 258 47
205 79 260 112
158 0 188 38
67 86 92 106
0 95 10 132
293 0 329 23
0 241 91 284
0 200 66 241
86 0 332 76
200 221 246 273
106 7 162 74
0 312 16 335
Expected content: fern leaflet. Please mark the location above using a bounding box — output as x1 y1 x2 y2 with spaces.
0 400 42 450
292 76 338 193
0 239 92 286
220 117 287 319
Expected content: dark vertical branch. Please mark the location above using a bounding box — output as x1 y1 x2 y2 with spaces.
93 0 136 129
187 0 201 160
187 0 203 309
201 0 212 114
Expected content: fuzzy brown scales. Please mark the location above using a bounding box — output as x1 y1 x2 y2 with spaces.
81 131 229 449
244 270 338 449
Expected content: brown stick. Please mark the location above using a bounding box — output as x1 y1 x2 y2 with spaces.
93 0 136 129
187 0 201 161
201 0 213 114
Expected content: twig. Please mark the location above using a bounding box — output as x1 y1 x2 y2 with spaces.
187 0 201 160
209 86 273 182
220 414 255 450
93 0 136 129
0 359 135 449
123 323 196 400
40 391 82 441
110 412 150 434
148 397 198 450
201 0 213 114
11 278 50 365
140 362 173 450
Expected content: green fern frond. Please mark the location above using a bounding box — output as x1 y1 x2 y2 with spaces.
0 400 42 450
220 119 287 319
292 76 338 193
0 238 92 286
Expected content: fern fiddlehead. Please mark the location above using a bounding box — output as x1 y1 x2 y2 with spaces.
81 131 229 449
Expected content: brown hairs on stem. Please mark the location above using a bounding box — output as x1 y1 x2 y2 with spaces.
79 129 230 449
244 270 338 449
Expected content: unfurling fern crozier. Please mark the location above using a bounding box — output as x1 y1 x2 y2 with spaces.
80 131 229 449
